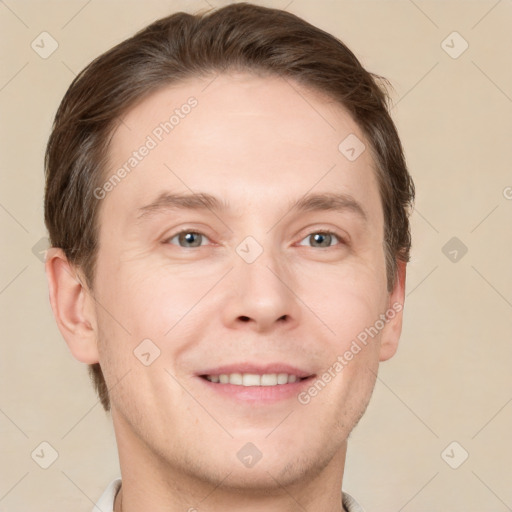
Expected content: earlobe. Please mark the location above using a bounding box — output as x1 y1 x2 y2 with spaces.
45 248 99 364
379 260 406 362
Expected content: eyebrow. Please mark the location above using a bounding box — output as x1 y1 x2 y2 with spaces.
136 191 368 223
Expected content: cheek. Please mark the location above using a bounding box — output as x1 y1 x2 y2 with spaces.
295 261 388 339
96 255 197 337
294 263 388 407
93 259 212 397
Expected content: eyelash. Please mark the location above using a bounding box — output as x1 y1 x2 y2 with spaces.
164 228 347 249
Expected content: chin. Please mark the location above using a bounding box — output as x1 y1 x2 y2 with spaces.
196 433 340 491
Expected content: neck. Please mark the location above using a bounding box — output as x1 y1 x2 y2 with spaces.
115 484 349 512
112 409 348 512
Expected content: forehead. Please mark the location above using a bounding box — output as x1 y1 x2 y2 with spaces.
100 72 382 230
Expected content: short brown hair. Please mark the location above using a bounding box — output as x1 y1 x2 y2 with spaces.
44 2 415 412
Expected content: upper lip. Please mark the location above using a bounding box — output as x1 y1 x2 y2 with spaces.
197 363 314 379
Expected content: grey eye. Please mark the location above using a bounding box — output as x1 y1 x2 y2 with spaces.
168 231 208 248
298 231 341 248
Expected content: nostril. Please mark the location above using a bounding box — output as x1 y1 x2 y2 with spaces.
239 316 250 322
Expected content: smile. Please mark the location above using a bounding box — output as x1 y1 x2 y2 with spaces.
202 373 307 386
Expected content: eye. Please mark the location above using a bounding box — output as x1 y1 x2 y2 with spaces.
165 230 210 248
297 230 344 249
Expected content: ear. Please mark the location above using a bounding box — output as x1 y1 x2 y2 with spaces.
379 260 406 362
45 248 99 364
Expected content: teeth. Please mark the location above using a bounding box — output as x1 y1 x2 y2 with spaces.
230 373 243 385
204 373 303 386
277 373 288 384
242 373 260 386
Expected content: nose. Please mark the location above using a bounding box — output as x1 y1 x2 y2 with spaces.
220 243 301 333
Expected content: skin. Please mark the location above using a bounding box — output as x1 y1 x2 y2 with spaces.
46 72 406 512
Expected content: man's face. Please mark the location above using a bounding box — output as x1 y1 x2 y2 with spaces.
91 72 403 488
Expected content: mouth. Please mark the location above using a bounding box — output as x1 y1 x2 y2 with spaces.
200 373 309 386
196 364 315 402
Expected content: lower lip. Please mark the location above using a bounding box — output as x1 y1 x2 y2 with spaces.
198 376 315 403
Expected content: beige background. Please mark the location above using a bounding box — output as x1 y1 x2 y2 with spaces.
1 0 511 510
